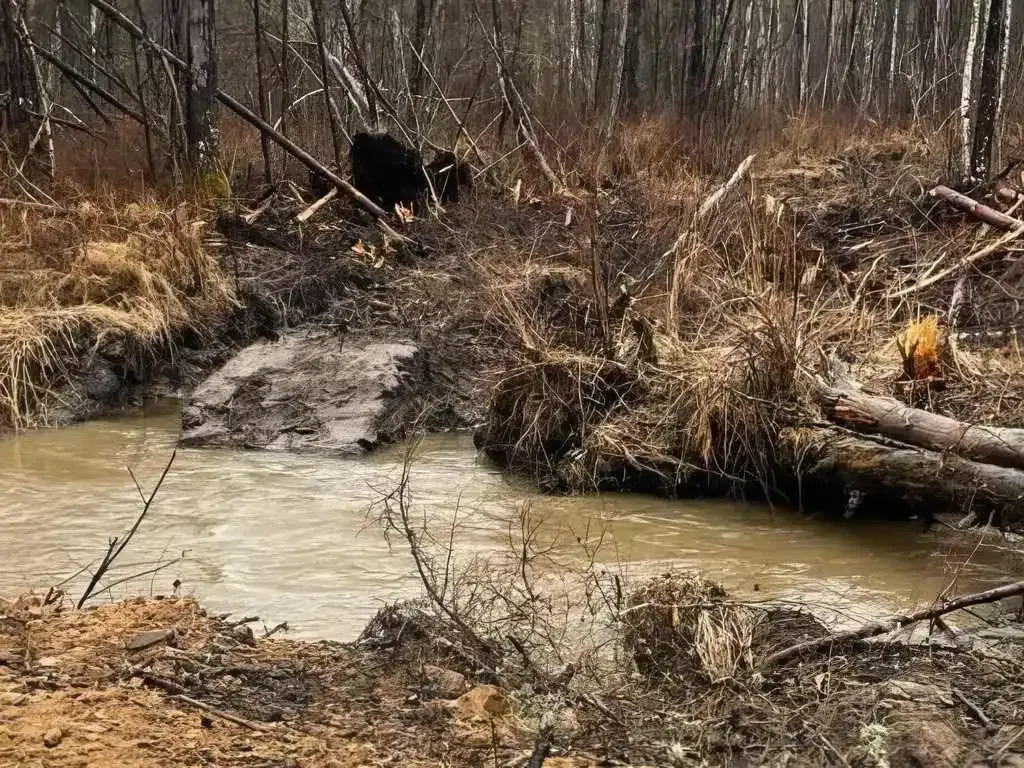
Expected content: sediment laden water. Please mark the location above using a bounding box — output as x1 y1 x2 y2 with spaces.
0 399 1015 640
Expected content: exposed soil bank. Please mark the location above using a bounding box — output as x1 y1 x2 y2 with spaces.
1 194 496 446
3 586 1024 767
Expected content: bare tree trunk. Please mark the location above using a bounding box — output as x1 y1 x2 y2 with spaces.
566 0 578 102
686 0 705 108
251 0 272 184
993 0 1012 172
183 0 217 173
821 0 836 107
409 0 432 97
278 0 289 176
970 0 1006 182
887 0 900 113
593 0 610 113
309 0 343 169
961 0 985 177
11 1 54 180
621 0 640 113
603 0 627 141
798 0 809 109
89 4 99 81
0 0 34 140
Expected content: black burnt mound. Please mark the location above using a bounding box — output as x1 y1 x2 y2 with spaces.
307 132 472 210
424 150 472 204
351 132 425 210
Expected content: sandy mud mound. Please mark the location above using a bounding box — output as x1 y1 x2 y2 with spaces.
0 593 537 767
180 330 419 454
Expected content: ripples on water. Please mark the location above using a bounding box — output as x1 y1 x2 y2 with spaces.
0 399 1014 640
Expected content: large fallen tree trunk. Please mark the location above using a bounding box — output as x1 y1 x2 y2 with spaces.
793 428 1024 526
818 380 1024 471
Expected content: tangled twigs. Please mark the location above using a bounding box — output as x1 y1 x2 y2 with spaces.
887 223 1024 299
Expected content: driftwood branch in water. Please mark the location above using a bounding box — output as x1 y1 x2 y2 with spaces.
763 579 1024 667
930 185 1024 230
818 379 1024 471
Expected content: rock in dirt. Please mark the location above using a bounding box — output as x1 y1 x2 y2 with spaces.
0 692 28 706
42 727 63 748
228 624 256 646
179 330 419 455
422 664 466 698
449 685 510 720
126 629 175 652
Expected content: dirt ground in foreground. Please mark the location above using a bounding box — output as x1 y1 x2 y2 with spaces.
0 593 600 768
3 589 1024 767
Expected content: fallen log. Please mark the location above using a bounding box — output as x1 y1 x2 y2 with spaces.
295 187 338 223
794 428 1024 525
818 380 1024 471
930 184 1024 230
762 578 1024 668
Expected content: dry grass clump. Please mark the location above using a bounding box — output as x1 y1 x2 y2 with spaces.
0 198 234 429
477 175 863 495
622 571 758 683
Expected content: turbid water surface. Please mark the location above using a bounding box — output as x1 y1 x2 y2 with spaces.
0 399 1015 640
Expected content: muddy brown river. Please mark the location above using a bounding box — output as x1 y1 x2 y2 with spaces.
0 399 1016 640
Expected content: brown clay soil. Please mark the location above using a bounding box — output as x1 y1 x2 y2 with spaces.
3 587 1024 767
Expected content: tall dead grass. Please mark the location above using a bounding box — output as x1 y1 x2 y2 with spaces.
473 117 999 498
478 180 866 497
0 196 235 429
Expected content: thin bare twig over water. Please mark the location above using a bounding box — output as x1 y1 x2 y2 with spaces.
77 449 177 608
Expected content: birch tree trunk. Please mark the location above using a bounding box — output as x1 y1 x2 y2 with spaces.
961 0 985 176
970 0 1006 181
567 0 578 102
993 0 1013 171
887 0 899 113
798 0 809 109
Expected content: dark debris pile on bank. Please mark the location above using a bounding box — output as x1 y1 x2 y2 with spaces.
471 135 1024 526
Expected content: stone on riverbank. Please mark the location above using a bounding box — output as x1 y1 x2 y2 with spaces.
179 330 418 455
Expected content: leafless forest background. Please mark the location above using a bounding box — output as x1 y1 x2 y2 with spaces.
1 0 1021 196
